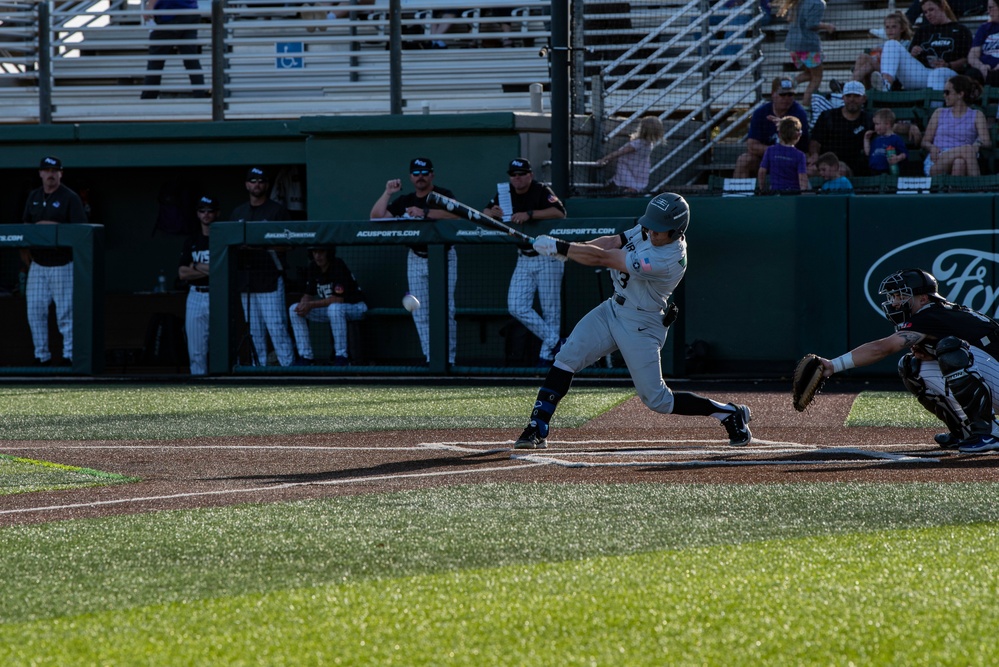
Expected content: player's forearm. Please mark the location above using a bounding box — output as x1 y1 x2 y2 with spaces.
565 243 626 271
369 194 391 219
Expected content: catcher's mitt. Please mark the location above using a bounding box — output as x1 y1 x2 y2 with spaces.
792 354 827 412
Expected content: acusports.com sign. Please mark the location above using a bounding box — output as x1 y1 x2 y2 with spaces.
865 230 999 318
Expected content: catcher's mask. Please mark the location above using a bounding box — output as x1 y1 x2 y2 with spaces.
879 268 942 327
637 192 689 238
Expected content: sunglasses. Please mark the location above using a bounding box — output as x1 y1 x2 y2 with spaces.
509 171 530 177
247 178 265 183
777 92 794 97
197 208 217 214
411 170 432 176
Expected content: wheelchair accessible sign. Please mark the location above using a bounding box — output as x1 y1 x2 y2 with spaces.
276 42 304 69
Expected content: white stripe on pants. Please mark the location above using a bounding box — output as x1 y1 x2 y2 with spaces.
26 261 73 362
289 301 368 358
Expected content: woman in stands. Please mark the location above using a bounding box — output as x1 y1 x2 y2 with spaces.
852 12 913 89
921 74 991 175
872 0 972 92
968 0 999 85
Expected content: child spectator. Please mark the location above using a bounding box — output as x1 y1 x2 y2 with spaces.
758 116 810 192
597 116 665 193
816 152 855 192
779 0 836 111
864 108 910 175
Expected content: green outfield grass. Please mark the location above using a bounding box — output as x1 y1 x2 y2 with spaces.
2 386 997 664
848 391 942 427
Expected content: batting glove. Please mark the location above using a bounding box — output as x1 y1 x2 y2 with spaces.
533 235 559 256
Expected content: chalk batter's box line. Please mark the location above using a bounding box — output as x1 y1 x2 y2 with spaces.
513 447 940 468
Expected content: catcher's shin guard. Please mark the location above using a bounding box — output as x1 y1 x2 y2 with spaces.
937 337 996 435
898 354 967 439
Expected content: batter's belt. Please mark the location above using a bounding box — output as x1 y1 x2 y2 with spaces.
613 293 663 314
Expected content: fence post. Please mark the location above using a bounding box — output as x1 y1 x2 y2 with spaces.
38 0 53 124
389 0 402 114
211 0 226 121
550 0 570 199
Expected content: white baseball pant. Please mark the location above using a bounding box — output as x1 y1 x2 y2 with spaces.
508 253 564 359
240 276 295 367
408 248 457 364
879 40 957 91
185 288 210 375
289 301 368 359
26 261 73 363
913 344 999 430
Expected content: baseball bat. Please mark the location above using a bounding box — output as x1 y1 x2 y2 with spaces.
426 191 536 243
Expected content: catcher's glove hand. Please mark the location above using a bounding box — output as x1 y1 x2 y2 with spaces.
792 354 827 412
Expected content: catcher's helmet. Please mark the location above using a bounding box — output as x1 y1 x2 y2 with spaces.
879 268 942 326
637 192 689 236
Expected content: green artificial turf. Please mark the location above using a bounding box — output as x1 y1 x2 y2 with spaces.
847 391 941 428
4 483 999 664
0 385 634 440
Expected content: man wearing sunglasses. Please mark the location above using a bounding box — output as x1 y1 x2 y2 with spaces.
370 157 461 365
483 158 567 366
733 77 811 178
178 194 218 375
231 166 295 368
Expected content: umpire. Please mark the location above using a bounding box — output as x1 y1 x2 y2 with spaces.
483 158 567 365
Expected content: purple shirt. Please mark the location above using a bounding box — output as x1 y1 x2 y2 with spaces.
761 144 807 191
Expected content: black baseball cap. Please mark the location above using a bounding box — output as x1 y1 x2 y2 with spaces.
39 156 62 170
246 166 268 181
198 195 220 210
409 157 433 172
508 158 532 174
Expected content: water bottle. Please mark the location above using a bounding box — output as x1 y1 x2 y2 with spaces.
886 145 899 177
155 270 167 293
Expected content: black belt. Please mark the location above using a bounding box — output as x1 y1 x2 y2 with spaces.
613 293 662 314
520 249 540 257
192 286 210 293
411 246 453 259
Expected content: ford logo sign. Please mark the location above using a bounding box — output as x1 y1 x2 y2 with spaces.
865 230 999 317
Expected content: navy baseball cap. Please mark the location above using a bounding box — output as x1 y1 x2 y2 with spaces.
246 166 268 181
508 158 532 174
409 157 433 172
39 156 62 170
198 195 220 210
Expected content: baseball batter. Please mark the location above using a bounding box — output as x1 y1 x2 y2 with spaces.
812 268 999 453
289 246 368 366
231 166 295 367
177 194 217 375
21 156 88 366
483 158 567 365
515 193 752 449
370 157 460 365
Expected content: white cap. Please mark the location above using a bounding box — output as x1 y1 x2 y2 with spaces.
842 81 866 97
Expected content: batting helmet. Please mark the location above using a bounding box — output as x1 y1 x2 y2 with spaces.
637 192 689 236
879 268 943 327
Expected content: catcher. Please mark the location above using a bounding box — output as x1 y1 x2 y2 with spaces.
795 268 999 453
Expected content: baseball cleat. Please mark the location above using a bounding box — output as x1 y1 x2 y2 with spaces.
934 432 962 449
957 434 999 454
514 421 548 450
721 404 752 447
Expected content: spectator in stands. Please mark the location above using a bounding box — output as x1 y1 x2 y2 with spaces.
289 246 368 367
816 152 854 191
22 156 88 367
852 12 913 89
778 0 836 111
597 116 665 193
758 116 809 192
904 0 986 27
808 81 873 177
231 166 295 367
140 0 208 100
369 158 460 365
968 0 999 85
871 0 972 93
178 194 216 375
733 77 810 178
864 108 911 174
921 75 991 174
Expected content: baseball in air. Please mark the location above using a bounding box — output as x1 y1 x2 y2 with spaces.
402 293 421 312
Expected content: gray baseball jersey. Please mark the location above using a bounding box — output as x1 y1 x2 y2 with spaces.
612 224 686 310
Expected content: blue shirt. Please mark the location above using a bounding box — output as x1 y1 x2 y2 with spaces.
821 176 854 193
747 101 811 152
973 21 999 69
869 134 909 174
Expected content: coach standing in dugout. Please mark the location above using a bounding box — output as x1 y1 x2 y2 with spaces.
178 194 217 375
483 158 567 366
369 157 461 366
22 156 88 367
